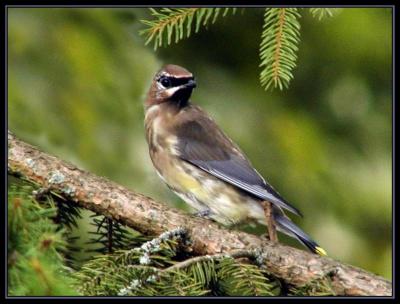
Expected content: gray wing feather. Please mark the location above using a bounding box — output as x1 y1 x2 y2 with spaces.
186 156 302 216
176 116 302 216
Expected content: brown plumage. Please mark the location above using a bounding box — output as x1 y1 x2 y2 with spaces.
143 64 326 256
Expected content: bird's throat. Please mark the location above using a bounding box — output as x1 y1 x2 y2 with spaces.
170 88 193 108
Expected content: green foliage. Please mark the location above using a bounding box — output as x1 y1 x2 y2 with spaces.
8 183 79 295
120 268 209 296
87 214 149 255
289 277 337 296
140 8 237 50
140 7 340 91
259 8 301 91
186 257 217 287
309 8 341 20
216 258 279 296
73 228 282 296
52 195 82 230
55 202 82 269
73 228 192 295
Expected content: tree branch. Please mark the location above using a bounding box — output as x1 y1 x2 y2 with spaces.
7 130 392 296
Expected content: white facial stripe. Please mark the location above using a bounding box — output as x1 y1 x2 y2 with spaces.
165 86 183 96
159 71 192 78
173 74 193 78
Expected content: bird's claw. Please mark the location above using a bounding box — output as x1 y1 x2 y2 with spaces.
193 209 212 218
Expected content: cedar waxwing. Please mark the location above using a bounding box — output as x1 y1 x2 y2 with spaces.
144 64 326 256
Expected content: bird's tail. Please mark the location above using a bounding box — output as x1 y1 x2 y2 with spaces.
272 206 327 256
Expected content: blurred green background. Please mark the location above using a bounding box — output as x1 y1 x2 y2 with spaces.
8 8 392 279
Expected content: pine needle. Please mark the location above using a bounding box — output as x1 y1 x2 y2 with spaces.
259 8 301 91
309 8 342 21
140 8 236 50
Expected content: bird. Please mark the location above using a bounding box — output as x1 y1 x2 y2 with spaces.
144 64 326 256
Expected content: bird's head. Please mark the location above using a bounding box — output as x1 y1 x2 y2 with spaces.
145 64 197 109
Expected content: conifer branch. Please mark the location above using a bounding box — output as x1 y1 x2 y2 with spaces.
140 8 236 50
7 130 392 296
216 258 277 296
162 249 255 273
8 182 78 295
309 8 341 20
259 8 301 91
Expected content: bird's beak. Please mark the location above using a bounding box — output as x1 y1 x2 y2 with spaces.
183 79 197 89
164 79 197 99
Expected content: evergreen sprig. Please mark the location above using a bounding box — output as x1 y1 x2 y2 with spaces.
140 8 237 50
259 8 301 91
140 7 339 91
73 228 190 295
8 183 78 295
309 8 341 20
216 258 279 296
87 214 149 255
73 228 282 296
288 277 337 296
30 185 83 269
120 269 209 296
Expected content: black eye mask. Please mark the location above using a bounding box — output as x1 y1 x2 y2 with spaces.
157 76 194 88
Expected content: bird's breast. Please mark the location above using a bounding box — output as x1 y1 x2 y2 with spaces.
145 106 179 153
145 107 198 193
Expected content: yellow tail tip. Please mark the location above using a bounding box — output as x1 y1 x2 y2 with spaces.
315 246 327 256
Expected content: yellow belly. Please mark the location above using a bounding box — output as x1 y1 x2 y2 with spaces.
159 158 265 226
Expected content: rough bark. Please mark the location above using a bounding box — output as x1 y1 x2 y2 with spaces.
7 131 392 296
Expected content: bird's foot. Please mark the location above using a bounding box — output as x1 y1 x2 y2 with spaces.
193 209 212 218
261 201 278 243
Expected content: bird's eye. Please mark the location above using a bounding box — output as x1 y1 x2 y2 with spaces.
159 76 171 88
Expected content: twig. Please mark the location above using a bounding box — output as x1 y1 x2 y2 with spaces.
163 249 257 273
